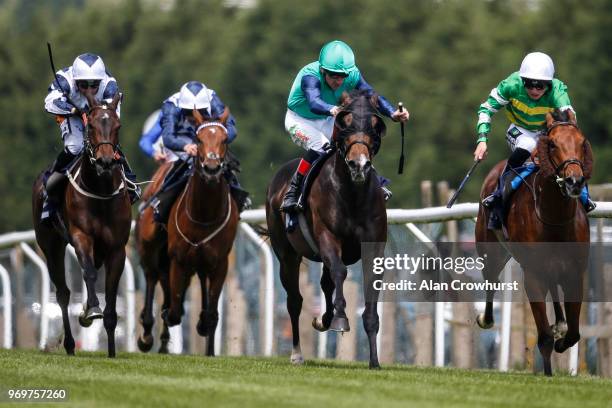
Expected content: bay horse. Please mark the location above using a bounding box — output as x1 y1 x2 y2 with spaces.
136 108 239 356
266 90 388 369
32 92 132 357
475 109 593 376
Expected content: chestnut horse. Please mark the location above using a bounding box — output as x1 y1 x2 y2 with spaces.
32 93 132 357
136 108 239 356
475 109 593 376
266 90 387 369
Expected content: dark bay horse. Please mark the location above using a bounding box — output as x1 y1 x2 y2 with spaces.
136 108 239 356
266 90 388 368
32 93 132 357
475 109 593 376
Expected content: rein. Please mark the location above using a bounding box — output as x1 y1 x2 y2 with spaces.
174 178 233 247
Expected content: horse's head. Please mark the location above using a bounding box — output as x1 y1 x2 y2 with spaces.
334 90 386 184
537 109 594 198
192 107 230 181
83 92 122 175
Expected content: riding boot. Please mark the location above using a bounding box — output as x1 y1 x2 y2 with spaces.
117 151 141 204
580 185 596 213
378 175 392 201
281 149 321 213
485 148 531 230
224 168 252 212
150 160 191 224
41 150 76 222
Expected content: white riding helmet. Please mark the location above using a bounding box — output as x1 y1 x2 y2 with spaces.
177 81 211 110
519 52 555 81
72 53 107 81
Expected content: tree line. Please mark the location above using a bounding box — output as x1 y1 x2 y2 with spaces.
0 0 610 230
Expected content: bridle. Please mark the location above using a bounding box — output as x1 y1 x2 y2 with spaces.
194 121 228 177
544 121 585 193
82 104 121 165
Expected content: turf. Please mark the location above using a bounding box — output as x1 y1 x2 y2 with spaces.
1 349 611 408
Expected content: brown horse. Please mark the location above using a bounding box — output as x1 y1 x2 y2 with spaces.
475 109 593 376
266 90 388 368
136 108 239 356
32 93 132 357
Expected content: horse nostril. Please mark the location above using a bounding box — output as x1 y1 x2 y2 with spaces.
364 161 372 170
348 160 357 169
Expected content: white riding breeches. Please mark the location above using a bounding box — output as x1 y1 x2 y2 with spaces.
59 116 86 155
285 109 334 153
505 124 540 153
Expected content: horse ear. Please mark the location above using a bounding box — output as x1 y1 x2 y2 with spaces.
338 91 351 107
566 109 577 125
109 92 122 111
193 107 205 125
545 112 555 129
371 115 386 137
218 107 230 125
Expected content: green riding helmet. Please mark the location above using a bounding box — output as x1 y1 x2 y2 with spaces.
318 40 356 75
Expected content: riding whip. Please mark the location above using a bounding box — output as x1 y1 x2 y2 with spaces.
446 159 481 208
397 102 405 174
46 42 79 112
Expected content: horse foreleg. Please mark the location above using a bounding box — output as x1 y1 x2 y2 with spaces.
312 266 334 332
158 269 171 354
45 242 75 355
319 234 349 332
103 249 126 358
529 301 554 376
137 268 157 353
203 260 229 357
279 255 303 364
166 261 190 327
555 302 581 354
72 234 102 326
550 284 568 340
196 269 209 337
476 289 496 329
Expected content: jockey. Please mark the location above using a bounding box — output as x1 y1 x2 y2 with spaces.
474 52 596 229
281 40 409 213
138 110 177 164
42 52 140 221
147 81 250 222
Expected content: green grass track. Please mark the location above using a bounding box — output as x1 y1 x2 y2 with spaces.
1 349 611 408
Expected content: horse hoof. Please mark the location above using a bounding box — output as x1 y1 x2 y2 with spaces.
79 306 103 327
159 343 169 354
369 362 381 370
290 353 304 365
137 335 154 352
312 317 329 332
476 313 494 329
551 322 568 340
330 316 350 332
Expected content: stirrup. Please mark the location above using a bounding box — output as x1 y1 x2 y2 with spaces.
584 198 596 213
482 193 497 208
381 186 392 201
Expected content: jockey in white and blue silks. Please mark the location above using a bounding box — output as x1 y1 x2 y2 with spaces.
41 52 140 221
281 40 410 213
147 81 250 223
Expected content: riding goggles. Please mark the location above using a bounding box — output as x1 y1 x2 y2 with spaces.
76 80 101 89
522 78 550 90
323 69 348 79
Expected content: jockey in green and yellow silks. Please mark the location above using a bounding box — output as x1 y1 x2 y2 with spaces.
474 52 595 229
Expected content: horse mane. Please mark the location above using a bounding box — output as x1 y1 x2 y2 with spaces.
537 108 593 179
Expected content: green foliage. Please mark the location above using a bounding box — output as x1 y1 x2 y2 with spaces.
0 0 609 230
